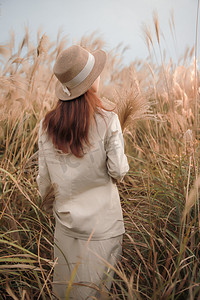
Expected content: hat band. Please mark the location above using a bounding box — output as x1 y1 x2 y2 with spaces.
62 53 95 96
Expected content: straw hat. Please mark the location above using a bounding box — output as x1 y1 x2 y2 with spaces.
53 45 107 101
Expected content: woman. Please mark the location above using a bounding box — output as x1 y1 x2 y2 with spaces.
37 45 129 299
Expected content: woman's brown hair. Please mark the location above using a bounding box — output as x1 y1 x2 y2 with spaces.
42 90 110 158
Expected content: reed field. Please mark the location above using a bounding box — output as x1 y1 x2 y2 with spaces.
0 14 200 300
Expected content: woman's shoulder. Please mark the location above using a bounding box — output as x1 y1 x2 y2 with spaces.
93 110 121 140
38 118 50 144
96 109 118 123
38 118 45 135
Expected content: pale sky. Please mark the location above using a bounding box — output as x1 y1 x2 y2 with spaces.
0 0 198 64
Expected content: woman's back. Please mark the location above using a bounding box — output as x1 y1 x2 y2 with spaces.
37 109 129 240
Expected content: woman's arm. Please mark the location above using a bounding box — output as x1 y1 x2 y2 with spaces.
105 113 129 181
36 121 51 198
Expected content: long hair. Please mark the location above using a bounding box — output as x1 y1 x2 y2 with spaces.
42 90 110 158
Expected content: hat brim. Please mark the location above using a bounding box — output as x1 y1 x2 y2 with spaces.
54 49 106 101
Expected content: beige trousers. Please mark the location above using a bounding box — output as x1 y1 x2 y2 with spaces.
52 220 123 300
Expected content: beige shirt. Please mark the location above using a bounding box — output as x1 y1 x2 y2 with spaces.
37 110 129 240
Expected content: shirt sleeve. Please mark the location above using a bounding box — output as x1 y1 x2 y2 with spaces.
105 113 129 181
36 120 51 198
